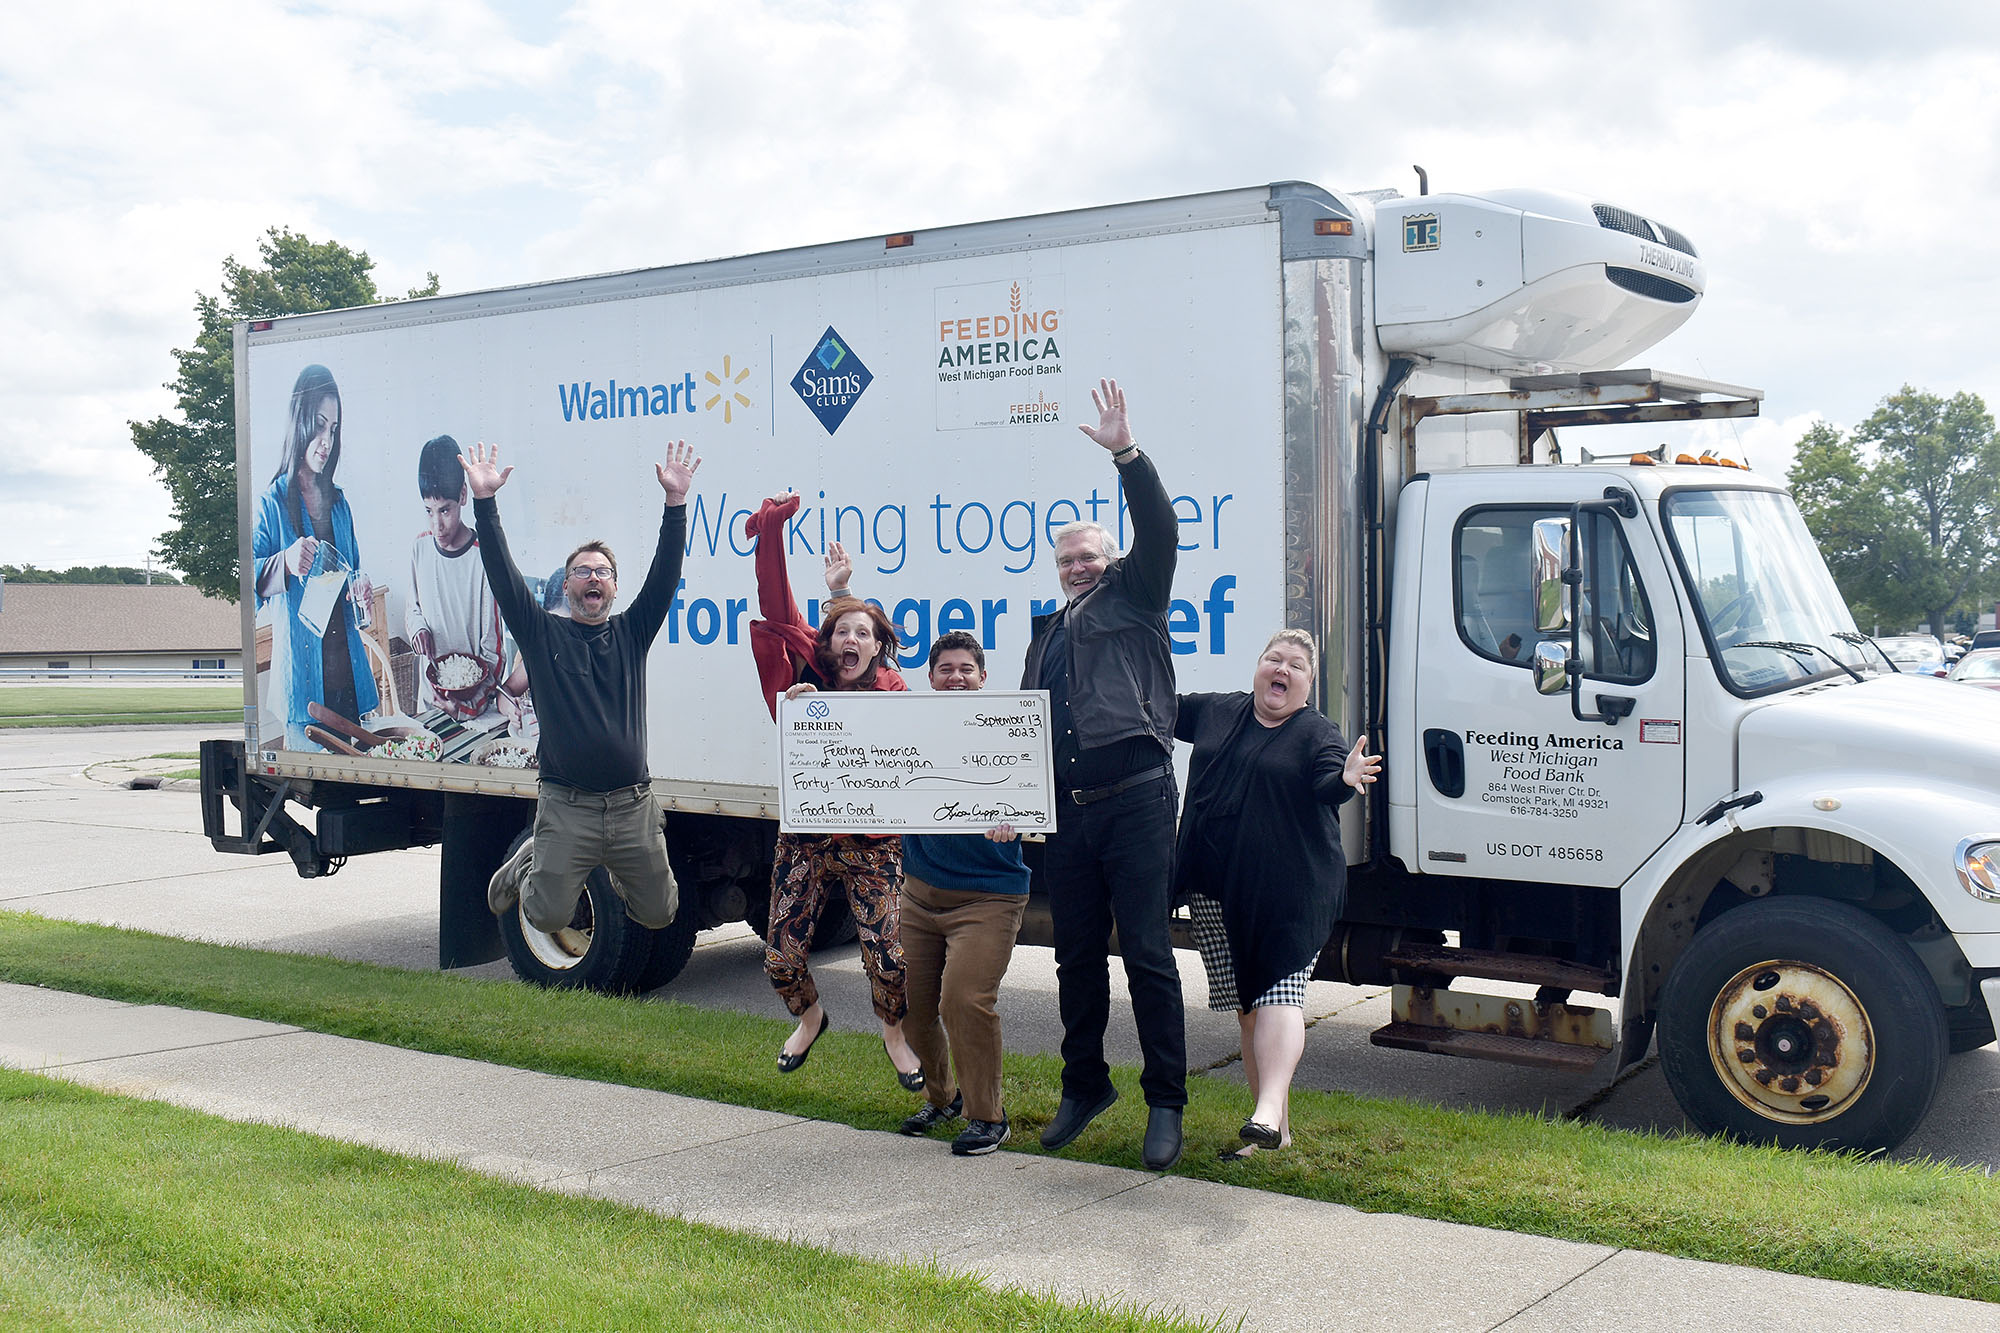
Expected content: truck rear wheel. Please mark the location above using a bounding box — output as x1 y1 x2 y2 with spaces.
635 904 700 992
1657 896 1946 1153
496 833 655 994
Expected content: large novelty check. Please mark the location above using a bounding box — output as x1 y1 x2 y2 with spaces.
777 690 1057 834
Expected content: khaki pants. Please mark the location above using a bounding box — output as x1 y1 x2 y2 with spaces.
900 872 1026 1123
525 781 677 932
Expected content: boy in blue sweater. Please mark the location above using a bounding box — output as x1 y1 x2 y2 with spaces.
896 631 1030 1156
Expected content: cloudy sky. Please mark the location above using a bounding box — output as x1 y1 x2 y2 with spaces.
4 1 1997 574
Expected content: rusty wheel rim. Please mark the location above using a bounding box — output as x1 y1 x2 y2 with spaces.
1706 959 1873 1123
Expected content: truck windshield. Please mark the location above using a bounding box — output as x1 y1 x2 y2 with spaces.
1661 488 1871 695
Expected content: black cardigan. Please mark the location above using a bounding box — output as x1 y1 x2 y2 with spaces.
1172 692 1355 1008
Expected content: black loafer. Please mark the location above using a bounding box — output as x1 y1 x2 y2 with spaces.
1039 1087 1119 1151
1142 1106 1184 1171
899 1092 963 1136
776 1010 829 1074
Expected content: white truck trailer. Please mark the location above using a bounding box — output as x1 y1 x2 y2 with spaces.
201 180 2000 1152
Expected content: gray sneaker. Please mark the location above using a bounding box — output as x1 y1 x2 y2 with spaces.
951 1116 1010 1156
488 838 534 915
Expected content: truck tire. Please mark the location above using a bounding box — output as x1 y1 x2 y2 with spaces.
635 906 701 992
1657 896 1947 1153
496 834 655 994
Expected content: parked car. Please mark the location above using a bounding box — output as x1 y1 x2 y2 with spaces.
1875 634 1949 677
1970 629 2000 652
1947 648 2000 691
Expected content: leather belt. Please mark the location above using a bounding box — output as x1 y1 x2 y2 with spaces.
1067 764 1171 806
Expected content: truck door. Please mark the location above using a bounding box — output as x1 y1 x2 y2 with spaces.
1413 495 1685 886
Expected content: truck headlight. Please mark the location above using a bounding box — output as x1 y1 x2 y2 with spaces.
1958 839 2000 902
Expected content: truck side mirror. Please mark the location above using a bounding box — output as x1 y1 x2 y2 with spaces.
1533 640 1571 695
1532 517 1570 633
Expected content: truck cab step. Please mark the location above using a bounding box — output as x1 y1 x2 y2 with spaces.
1378 943 1616 995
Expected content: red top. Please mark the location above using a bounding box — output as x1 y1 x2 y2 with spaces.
745 493 905 722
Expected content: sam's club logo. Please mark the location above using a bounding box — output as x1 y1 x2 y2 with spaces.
791 327 872 434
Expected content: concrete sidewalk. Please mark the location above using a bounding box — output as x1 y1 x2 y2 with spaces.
0 981 1992 1332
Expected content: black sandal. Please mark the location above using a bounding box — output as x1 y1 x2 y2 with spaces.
777 1010 829 1073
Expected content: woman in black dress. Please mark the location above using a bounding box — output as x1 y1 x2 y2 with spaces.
1175 629 1379 1159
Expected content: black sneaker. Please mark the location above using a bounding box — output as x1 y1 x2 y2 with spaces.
951 1116 1011 1156
899 1091 963 1136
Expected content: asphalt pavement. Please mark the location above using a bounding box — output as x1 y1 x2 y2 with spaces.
3 724 1999 1329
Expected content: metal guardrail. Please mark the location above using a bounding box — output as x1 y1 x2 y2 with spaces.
0 668 242 682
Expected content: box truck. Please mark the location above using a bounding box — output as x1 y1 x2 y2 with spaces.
202 180 2000 1151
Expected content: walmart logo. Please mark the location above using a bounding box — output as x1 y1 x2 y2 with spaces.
790 327 873 434
703 355 753 425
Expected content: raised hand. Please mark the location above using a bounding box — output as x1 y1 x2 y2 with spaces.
459 442 513 499
1344 735 1382 790
655 440 702 505
1077 377 1132 454
823 541 853 594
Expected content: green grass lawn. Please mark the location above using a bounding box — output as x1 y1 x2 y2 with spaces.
0 1068 1210 1333
1 911 1995 1302
0 686 240 728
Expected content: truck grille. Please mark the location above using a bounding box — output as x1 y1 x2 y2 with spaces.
1607 266 1697 303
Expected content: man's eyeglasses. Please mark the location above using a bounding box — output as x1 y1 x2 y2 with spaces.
568 565 616 583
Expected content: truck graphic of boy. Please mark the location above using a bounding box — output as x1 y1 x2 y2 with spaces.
405 434 504 722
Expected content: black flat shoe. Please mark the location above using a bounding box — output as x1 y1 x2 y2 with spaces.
1238 1119 1282 1149
776 1010 829 1073
883 1038 925 1091
1039 1087 1119 1151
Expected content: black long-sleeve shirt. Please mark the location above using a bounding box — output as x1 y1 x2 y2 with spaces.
474 495 686 792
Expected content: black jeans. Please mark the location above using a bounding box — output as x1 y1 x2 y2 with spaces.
1043 772 1187 1109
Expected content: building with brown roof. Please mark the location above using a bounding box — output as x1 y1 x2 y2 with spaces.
0 583 241 673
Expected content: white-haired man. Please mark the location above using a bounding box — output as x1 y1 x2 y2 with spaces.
1020 378 1187 1171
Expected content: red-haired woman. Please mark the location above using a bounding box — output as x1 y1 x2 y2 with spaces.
746 491 924 1091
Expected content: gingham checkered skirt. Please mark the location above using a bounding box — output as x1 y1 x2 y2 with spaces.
1188 893 1310 1013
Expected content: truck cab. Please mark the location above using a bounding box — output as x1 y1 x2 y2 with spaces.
1357 427 2000 1152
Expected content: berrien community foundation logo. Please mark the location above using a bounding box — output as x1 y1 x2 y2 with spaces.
791 327 873 434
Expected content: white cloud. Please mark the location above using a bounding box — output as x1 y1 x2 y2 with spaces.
3 0 1998 574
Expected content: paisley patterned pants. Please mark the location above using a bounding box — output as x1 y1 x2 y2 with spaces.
765 832 907 1023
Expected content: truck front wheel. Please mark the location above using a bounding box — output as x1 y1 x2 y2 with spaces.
1658 897 1946 1153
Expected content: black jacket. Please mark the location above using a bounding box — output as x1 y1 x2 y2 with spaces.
1020 450 1179 753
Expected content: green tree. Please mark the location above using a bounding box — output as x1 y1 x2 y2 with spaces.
0 564 180 585
131 230 439 600
1788 387 2000 638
